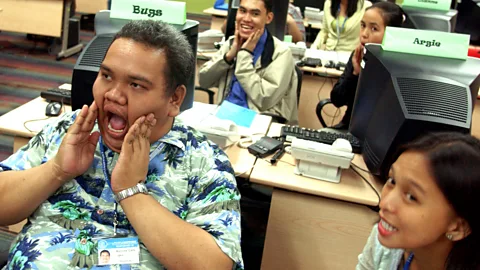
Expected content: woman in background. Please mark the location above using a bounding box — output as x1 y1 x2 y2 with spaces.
357 132 480 269
315 1 404 129
311 0 370 51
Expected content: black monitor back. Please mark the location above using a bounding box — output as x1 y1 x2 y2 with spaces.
71 11 198 111
225 0 289 41
350 44 480 178
293 0 325 15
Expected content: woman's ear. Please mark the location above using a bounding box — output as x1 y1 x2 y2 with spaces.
446 218 471 241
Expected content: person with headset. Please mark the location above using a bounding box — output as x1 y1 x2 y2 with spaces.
311 0 371 51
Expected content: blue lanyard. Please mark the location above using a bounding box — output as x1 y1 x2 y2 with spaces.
99 136 164 185
99 136 163 236
403 253 414 270
99 138 113 189
336 7 348 37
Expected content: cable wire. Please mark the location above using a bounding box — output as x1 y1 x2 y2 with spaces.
351 165 381 203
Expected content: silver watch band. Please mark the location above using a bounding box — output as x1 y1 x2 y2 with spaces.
114 183 149 202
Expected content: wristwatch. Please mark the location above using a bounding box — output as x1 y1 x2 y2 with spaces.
114 183 149 202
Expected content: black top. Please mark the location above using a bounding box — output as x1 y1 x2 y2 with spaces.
330 52 359 126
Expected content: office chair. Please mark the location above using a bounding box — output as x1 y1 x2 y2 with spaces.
315 98 349 129
0 228 17 267
316 98 333 127
194 86 216 105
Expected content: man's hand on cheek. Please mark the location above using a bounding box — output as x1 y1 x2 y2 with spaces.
241 29 261 53
111 113 157 193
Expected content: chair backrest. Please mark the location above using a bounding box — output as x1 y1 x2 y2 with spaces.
294 65 303 106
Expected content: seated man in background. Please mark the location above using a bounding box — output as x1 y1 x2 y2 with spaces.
200 0 298 124
220 0 306 42
0 20 243 269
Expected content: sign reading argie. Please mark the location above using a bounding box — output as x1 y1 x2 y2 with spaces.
111 0 186 25
382 27 470 60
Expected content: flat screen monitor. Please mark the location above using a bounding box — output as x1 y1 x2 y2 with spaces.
349 44 480 179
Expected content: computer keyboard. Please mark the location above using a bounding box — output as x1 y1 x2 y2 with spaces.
280 125 362 153
40 88 71 105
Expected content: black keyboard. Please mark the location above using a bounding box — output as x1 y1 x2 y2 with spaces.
40 89 71 104
280 125 362 153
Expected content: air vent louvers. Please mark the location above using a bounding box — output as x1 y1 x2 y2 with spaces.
78 35 114 67
397 77 468 123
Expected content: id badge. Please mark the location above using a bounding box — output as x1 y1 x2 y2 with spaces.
97 237 140 265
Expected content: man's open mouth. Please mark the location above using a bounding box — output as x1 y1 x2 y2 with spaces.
105 111 128 138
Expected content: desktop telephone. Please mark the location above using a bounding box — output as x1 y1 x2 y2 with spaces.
193 116 241 148
247 136 284 158
291 138 354 183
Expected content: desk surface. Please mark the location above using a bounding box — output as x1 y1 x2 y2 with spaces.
250 123 383 206
203 7 228 17
0 97 72 138
303 18 322 30
76 0 108 14
0 0 64 37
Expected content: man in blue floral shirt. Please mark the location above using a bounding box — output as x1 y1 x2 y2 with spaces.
0 20 243 269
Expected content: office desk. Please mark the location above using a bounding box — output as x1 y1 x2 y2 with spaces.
76 0 108 14
203 7 228 31
0 0 83 59
251 123 383 270
0 97 72 152
303 18 322 30
0 97 270 178
254 98 480 269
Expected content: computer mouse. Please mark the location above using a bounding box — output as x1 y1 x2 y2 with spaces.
46 101 62 116
332 138 353 153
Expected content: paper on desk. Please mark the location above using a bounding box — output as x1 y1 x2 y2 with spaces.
216 101 256 128
177 102 267 137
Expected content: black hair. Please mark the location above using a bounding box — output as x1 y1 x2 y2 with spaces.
366 1 405 27
240 0 273 13
331 0 364 19
100 250 110 256
113 20 194 95
393 132 480 270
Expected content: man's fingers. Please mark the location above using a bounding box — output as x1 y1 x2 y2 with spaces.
69 105 89 134
81 101 98 132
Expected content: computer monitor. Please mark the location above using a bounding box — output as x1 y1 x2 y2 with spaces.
71 11 198 112
403 7 458 32
225 0 238 40
349 44 480 179
225 0 289 41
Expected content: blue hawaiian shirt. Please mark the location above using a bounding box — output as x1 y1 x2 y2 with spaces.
0 111 243 269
